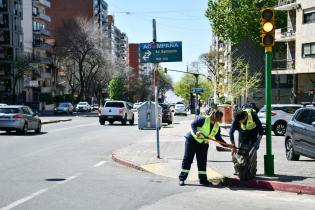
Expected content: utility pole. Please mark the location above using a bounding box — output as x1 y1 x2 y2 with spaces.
153 19 160 159
194 74 199 115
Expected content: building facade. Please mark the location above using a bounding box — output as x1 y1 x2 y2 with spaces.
0 0 24 103
274 0 315 103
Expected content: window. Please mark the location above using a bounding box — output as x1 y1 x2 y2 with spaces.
304 8 315 24
295 109 313 125
302 43 315 58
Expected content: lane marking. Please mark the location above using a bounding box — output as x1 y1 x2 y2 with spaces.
0 188 48 210
57 175 79 185
94 161 107 168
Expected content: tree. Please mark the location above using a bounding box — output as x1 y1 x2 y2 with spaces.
108 77 126 100
158 69 173 102
55 17 112 102
174 74 212 102
12 54 34 104
230 59 262 102
205 0 286 44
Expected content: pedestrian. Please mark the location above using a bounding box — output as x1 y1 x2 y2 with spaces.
229 108 264 174
178 110 227 186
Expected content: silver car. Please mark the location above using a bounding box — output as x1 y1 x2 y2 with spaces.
0 105 41 134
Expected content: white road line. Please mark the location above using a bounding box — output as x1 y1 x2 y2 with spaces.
0 188 48 210
94 161 107 168
57 175 78 185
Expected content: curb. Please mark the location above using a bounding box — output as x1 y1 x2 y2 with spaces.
112 149 143 171
42 119 72 125
224 177 315 195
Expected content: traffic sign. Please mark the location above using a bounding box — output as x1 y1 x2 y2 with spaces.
192 87 204 94
139 41 182 63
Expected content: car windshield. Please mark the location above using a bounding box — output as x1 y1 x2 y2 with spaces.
79 102 87 105
0 108 20 114
59 103 69 107
105 102 124 108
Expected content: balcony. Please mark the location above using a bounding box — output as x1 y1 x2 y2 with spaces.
24 80 39 88
275 26 295 42
41 86 52 93
33 12 51 22
33 42 51 50
32 0 51 8
272 59 295 74
275 0 300 11
33 28 51 36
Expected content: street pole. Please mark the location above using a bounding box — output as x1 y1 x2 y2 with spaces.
153 19 160 159
264 46 274 176
194 74 199 116
245 66 248 103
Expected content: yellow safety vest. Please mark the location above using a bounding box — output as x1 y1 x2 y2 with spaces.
240 109 256 130
191 116 220 143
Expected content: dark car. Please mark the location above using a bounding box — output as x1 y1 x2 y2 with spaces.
159 103 173 125
54 102 74 115
285 107 315 160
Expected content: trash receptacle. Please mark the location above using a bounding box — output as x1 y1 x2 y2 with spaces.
138 101 162 130
217 104 233 124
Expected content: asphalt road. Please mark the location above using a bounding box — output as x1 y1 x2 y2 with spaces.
0 116 314 210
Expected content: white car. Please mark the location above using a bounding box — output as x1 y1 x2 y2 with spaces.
174 103 187 116
76 102 91 112
133 102 142 110
99 101 134 125
258 104 302 136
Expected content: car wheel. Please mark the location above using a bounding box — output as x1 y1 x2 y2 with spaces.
129 115 134 125
273 121 287 136
109 120 114 125
6 130 11 134
35 122 42 133
285 138 300 161
100 119 105 125
18 123 28 135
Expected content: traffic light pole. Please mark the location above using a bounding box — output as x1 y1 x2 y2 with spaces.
264 47 274 176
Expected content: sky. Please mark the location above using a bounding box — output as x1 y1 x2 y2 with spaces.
105 0 212 82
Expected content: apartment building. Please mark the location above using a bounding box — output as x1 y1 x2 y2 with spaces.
20 0 53 104
47 0 108 34
211 36 265 107
0 0 24 103
274 0 315 103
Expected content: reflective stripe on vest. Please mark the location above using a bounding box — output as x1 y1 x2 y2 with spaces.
240 109 256 130
191 116 220 143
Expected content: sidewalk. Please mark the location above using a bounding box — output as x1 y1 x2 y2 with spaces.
112 115 315 195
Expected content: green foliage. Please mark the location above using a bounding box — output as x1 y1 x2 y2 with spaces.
174 74 213 102
205 0 286 44
108 77 126 100
39 93 54 104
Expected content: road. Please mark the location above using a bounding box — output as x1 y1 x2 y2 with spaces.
0 115 314 210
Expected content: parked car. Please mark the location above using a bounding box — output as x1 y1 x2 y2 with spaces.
285 107 315 160
99 101 134 125
133 102 142 110
76 102 91 112
0 105 41 134
174 103 187 116
54 102 74 115
159 103 173 124
258 104 302 136
92 104 99 111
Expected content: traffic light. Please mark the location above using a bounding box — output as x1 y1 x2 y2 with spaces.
260 8 275 47
164 68 167 74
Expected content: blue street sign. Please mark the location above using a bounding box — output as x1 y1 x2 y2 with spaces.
192 87 204 94
139 41 182 63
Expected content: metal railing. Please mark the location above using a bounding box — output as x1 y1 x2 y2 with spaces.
272 59 295 70
275 26 296 41
277 0 296 7
32 0 51 8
